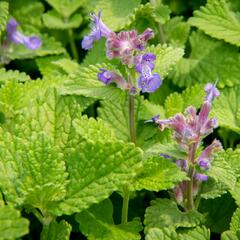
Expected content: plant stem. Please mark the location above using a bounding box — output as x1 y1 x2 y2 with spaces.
128 94 136 144
157 23 166 44
68 29 79 62
121 186 130 224
186 165 195 210
186 143 197 210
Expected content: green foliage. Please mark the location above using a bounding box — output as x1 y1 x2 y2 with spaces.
164 16 190 47
131 156 188 192
9 0 44 32
199 193 237 234
147 44 184 79
76 199 142 240
230 208 240 232
144 199 203 232
0 205 29 240
171 31 240 88
211 86 240 133
0 68 31 85
62 63 125 101
52 137 142 216
189 0 240 46
40 220 72 240
43 10 83 29
94 0 141 31
222 231 240 240
164 84 205 117
207 151 236 191
45 0 84 18
0 1 8 37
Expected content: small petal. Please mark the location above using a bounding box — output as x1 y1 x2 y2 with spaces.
205 81 220 102
198 101 211 127
144 114 160 124
82 11 112 50
138 73 162 93
97 68 114 84
139 28 154 42
23 36 42 50
194 173 208 181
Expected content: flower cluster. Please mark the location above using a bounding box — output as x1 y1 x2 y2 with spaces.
150 83 222 207
6 18 42 50
82 12 162 93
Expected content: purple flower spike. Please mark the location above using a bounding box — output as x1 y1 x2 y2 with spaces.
7 18 42 50
82 11 112 50
144 114 160 124
205 81 220 103
194 173 208 181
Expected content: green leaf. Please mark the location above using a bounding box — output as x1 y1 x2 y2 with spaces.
147 44 184 79
61 63 125 102
40 220 72 240
146 227 177 240
189 0 240 46
230 208 240 232
94 0 141 31
221 231 240 240
0 205 29 240
0 132 68 209
200 178 227 199
230 181 240 207
46 0 85 18
164 16 190 47
171 31 240 88
51 138 143 215
211 86 240 133
0 68 31 85
178 226 210 240
52 58 80 74
207 151 236 191
131 156 188 192
153 3 171 24
43 10 83 29
9 0 44 32
198 193 237 234
76 199 142 240
73 116 115 142
164 84 205 117
144 199 203 233
0 1 8 37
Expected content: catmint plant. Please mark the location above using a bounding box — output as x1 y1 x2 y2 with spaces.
149 83 222 210
82 11 162 223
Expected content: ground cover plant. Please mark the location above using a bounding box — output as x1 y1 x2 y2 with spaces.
0 0 240 239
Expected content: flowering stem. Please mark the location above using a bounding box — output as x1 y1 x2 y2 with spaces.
68 29 79 62
186 143 197 210
129 94 136 143
121 185 130 224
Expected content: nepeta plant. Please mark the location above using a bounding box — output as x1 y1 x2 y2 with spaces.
151 82 222 210
1 0 240 239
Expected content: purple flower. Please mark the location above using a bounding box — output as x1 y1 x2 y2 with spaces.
98 68 114 84
106 28 154 65
194 173 208 181
198 139 222 170
205 81 220 103
82 11 112 50
144 114 160 124
136 53 156 73
97 68 128 90
138 73 162 93
136 53 162 93
7 18 42 50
